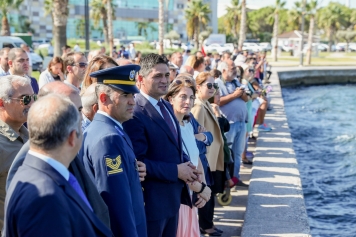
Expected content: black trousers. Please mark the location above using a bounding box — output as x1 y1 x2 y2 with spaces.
198 189 216 230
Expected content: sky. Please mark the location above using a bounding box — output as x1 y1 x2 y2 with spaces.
217 0 355 17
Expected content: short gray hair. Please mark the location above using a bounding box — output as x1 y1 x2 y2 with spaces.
217 61 228 73
28 94 81 150
0 75 31 103
95 84 115 101
81 91 97 113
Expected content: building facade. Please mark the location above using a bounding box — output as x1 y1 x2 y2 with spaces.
10 0 217 42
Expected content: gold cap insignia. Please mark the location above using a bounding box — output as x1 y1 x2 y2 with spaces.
129 70 136 81
106 155 123 175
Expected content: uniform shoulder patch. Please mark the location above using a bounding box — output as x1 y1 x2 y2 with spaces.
106 155 123 176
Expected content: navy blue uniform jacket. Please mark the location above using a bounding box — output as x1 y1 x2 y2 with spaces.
82 113 147 237
123 93 192 222
4 154 112 237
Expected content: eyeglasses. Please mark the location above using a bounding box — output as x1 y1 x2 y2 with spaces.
71 62 88 69
203 83 219 90
10 94 37 105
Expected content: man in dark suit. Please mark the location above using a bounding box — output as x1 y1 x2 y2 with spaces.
6 81 110 229
4 94 112 237
123 53 201 237
82 65 147 237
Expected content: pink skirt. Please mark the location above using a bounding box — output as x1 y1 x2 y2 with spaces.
176 203 200 237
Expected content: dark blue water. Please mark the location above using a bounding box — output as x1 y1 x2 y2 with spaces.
282 84 356 237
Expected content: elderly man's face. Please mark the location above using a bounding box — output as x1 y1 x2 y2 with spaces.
2 82 34 124
10 52 29 75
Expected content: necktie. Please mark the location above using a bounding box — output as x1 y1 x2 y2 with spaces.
68 172 93 211
157 100 178 142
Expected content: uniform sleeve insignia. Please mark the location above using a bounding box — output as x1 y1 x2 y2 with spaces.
106 155 123 176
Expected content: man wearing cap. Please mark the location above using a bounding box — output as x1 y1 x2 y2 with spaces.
81 65 147 237
168 62 178 83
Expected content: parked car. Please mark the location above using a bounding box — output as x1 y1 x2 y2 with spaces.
205 43 226 53
32 39 50 49
242 42 260 52
259 42 272 52
223 43 234 53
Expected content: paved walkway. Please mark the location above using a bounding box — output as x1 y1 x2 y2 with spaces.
211 138 256 237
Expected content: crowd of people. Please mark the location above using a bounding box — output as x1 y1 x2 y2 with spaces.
0 44 272 237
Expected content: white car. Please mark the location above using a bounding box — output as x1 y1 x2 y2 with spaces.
223 43 234 53
259 42 272 52
242 43 260 52
205 43 226 53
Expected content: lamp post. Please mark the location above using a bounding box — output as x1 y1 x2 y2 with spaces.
84 0 90 52
299 0 306 67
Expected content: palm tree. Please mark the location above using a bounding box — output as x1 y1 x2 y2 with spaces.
158 0 164 55
135 22 157 38
238 0 246 50
90 0 108 44
0 0 24 35
107 0 113 56
185 0 211 49
288 1 303 31
318 2 347 52
306 0 318 65
44 0 69 56
271 0 286 62
225 0 241 41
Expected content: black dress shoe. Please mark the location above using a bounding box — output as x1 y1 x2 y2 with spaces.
214 227 223 234
200 228 222 236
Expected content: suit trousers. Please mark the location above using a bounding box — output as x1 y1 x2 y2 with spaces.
147 213 178 237
198 190 216 230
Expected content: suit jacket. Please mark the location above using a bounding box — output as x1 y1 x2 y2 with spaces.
4 154 112 237
6 141 111 229
82 113 147 237
123 93 191 222
191 98 225 171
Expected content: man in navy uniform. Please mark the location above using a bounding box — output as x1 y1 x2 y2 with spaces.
123 53 201 237
82 65 147 237
4 94 112 237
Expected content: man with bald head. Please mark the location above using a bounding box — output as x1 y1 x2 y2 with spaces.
116 58 132 66
4 94 112 236
80 82 98 131
6 81 110 228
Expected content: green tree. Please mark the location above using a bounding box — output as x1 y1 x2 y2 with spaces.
90 0 116 44
185 0 211 49
247 6 274 40
135 22 157 38
225 0 241 41
271 0 286 62
318 2 348 52
0 0 23 35
75 18 85 39
336 30 356 52
164 30 180 48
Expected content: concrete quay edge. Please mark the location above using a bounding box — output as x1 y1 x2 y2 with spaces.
241 67 313 237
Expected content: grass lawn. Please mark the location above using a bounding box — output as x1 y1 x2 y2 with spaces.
32 71 40 81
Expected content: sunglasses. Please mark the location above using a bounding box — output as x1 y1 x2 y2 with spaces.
203 83 219 90
173 79 193 85
11 94 37 105
249 69 255 73
72 62 88 69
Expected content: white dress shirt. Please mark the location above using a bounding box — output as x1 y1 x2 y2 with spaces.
0 66 9 76
140 91 177 131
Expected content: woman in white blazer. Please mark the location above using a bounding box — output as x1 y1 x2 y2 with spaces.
39 56 65 89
